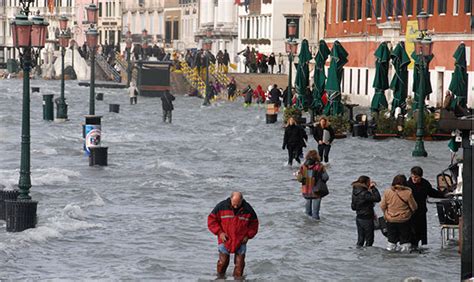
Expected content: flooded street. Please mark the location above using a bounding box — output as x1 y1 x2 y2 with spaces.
0 79 460 280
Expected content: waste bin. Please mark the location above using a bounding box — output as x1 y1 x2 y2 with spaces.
89 147 108 166
84 115 102 156
0 190 19 220
96 93 104 101
42 94 54 121
7 59 18 73
352 124 368 137
109 104 120 113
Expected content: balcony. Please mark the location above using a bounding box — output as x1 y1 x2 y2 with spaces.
123 1 163 13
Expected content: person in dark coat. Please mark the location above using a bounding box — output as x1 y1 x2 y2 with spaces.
243 85 253 106
268 53 276 74
161 90 175 123
312 117 335 163
227 77 237 101
406 166 447 249
351 175 381 247
282 86 293 108
223 49 230 74
269 84 281 106
282 117 308 166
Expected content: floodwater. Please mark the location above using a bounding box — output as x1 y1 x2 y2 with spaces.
0 79 460 280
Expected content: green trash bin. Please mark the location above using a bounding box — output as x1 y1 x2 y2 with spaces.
43 94 54 121
7 59 18 73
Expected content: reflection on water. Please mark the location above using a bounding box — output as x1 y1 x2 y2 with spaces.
0 80 459 280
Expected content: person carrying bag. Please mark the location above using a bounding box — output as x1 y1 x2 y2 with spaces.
296 150 329 220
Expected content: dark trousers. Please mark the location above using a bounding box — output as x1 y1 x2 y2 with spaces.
130 97 137 105
356 218 375 247
278 64 282 73
386 221 411 244
287 145 301 165
318 144 331 162
163 110 172 123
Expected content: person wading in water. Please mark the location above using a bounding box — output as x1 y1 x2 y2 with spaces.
208 192 259 279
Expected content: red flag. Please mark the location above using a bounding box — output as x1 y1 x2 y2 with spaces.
321 91 328 106
234 0 241 4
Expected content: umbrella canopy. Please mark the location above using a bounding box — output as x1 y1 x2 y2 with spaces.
389 42 410 115
311 40 331 114
448 43 468 110
411 52 433 110
324 40 348 115
370 42 390 112
295 39 312 110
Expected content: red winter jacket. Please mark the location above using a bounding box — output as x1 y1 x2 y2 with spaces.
208 198 259 253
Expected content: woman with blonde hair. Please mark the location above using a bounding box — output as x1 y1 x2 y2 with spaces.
296 150 329 220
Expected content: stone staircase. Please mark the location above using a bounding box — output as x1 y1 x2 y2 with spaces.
114 52 137 84
179 60 206 97
231 73 289 91
95 53 121 82
209 64 230 86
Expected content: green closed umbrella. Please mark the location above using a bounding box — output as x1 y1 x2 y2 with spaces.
324 41 348 116
449 43 468 110
389 42 410 115
311 40 331 114
295 39 312 110
411 52 433 110
371 42 390 112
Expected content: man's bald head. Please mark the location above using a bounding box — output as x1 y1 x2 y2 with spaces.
230 192 243 209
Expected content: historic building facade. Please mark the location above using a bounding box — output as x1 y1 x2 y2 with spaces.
121 0 164 45
324 0 473 107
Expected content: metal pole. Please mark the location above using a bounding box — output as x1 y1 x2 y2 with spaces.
461 129 473 279
412 55 428 157
56 46 67 119
203 52 210 106
18 48 32 200
89 48 95 115
287 51 293 107
126 48 131 87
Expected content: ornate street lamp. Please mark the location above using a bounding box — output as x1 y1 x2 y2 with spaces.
125 30 132 87
285 20 299 107
55 15 71 120
9 1 48 232
412 10 433 157
202 28 213 106
85 1 99 115
86 27 98 115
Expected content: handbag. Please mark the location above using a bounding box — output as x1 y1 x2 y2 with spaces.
313 180 329 198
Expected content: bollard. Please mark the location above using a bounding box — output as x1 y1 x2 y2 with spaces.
5 199 38 232
31 87 40 93
84 115 102 156
0 190 19 221
96 93 104 101
89 147 108 166
109 104 120 113
42 94 54 121
266 114 277 124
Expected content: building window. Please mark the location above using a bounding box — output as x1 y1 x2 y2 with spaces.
387 0 394 17
357 69 361 94
465 0 472 13
376 0 382 17
366 0 372 17
417 0 423 14
342 0 348 20
396 0 403 15
98 2 102 17
329 0 333 23
406 0 413 15
285 18 300 38
256 17 259 38
350 0 355 19
365 69 369 95
246 18 250 38
428 0 434 14
438 0 447 13
357 0 363 19
165 21 171 43
454 0 459 14
173 20 179 40
349 69 353 94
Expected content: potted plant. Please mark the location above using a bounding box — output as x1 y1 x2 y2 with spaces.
283 107 302 125
371 110 400 139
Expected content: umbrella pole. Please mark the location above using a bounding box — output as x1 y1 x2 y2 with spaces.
412 56 428 157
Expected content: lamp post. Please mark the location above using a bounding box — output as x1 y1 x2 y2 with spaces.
125 30 132 87
85 2 98 115
9 0 48 232
412 11 433 157
202 28 213 106
56 15 71 121
285 20 298 107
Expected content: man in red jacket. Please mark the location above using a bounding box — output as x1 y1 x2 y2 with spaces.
208 192 259 279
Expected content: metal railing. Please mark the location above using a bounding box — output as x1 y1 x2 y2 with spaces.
95 53 121 82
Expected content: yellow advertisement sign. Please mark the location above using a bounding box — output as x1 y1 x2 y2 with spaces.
405 20 419 69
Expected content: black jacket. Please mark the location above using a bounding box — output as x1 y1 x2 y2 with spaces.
313 124 335 144
269 88 281 105
283 125 307 149
407 178 445 214
161 92 175 111
351 183 381 219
